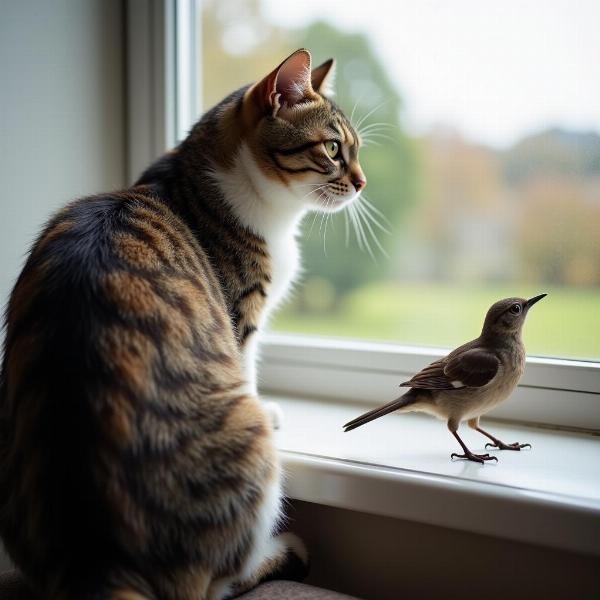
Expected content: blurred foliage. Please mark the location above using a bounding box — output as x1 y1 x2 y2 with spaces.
275 282 600 360
516 176 600 286
503 128 600 184
201 0 290 109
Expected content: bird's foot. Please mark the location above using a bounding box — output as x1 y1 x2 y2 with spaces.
485 440 531 451
450 451 498 464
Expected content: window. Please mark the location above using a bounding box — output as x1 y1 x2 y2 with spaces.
200 0 600 362
128 0 600 430
124 3 600 557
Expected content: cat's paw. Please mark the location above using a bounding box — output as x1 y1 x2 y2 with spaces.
263 400 284 430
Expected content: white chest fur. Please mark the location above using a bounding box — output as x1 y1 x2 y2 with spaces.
212 143 305 394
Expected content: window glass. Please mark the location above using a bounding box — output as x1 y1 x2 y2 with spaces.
201 0 600 360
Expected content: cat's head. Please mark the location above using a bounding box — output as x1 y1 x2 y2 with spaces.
218 49 366 215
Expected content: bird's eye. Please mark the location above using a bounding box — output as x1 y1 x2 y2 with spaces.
510 304 522 315
325 141 340 159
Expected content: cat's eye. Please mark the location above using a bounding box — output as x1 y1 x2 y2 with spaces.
510 304 522 315
324 140 340 159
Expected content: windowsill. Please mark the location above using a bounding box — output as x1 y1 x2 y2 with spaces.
270 394 600 558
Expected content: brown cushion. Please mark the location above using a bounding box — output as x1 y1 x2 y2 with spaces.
0 572 360 600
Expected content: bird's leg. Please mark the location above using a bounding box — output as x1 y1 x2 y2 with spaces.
467 418 531 451
448 422 498 464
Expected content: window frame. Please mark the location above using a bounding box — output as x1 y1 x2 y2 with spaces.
126 0 201 183
260 333 600 431
126 0 600 431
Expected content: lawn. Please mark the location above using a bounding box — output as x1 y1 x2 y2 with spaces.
272 282 600 361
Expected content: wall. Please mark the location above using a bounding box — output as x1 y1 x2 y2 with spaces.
0 0 125 317
289 500 600 600
0 0 125 571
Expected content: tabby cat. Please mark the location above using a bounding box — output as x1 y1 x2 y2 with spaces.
0 49 366 599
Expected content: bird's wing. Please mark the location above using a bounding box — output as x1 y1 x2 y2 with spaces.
399 358 457 390
400 349 500 390
443 348 500 388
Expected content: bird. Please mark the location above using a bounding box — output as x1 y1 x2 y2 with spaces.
343 294 547 463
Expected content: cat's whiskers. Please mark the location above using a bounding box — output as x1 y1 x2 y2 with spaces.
353 100 390 133
358 123 396 141
299 183 329 201
355 199 389 258
348 203 366 255
360 131 396 145
357 206 375 260
349 92 367 126
318 192 329 235
323 192 340 256
343 208 351 248
358 121 396 134
361 195 393 233
346 196 391 263
306 186 332 239
322 196 333 256
360 139 382 148
306 209 321 239
357 120 396 148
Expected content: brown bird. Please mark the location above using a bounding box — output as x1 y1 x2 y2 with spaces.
343 294 547 463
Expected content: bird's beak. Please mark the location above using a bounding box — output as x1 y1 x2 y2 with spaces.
526 293 547 309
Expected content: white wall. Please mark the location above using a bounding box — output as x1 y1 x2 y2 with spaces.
0 0 125 572
0 0 125 314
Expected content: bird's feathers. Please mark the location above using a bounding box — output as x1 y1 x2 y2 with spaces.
400 345 500 390
444 348 500 388
343 389 419 432
399 359 455 390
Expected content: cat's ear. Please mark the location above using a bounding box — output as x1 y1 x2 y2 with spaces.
249 49 315 117
311 58 336 96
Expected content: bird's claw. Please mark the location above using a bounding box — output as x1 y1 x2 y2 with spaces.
451 451 498 464
485 441 532 451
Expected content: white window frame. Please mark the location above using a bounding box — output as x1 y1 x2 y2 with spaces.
126 0 201 183
260 333 600 431
126 0 600 431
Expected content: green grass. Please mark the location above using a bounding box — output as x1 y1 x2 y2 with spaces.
272 282 600 360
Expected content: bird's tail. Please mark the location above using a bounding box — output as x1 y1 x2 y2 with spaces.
343 389 419 432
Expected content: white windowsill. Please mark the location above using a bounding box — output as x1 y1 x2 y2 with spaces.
270 394 600 558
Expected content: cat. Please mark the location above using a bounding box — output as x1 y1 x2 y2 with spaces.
0 49 366 600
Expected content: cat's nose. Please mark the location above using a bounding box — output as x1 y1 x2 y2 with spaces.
351 175 367 192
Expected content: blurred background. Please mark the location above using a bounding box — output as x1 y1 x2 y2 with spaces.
201 0 600 360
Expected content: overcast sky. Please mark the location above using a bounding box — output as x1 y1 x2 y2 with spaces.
263 0 600 148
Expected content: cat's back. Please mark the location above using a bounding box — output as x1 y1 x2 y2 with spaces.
0 186 266 597
5 185 231 341
1 183 246 451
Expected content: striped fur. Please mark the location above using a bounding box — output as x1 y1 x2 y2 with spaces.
0 49 362 599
